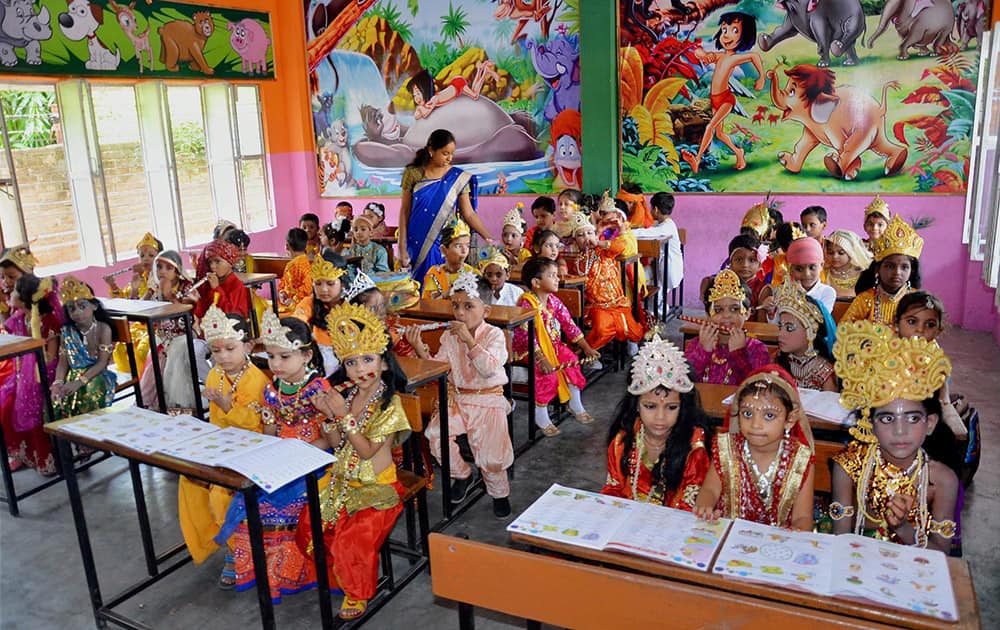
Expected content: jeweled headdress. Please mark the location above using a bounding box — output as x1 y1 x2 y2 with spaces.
567 212 592 236
865 194 889 219
326 302 390 360
731 365 813 451
477 248 509 272
826 229 873 270
0 245 37 274
741 202 771 239
708 269 747 306
59 275 94 303
833 320 951 443
344 271 377 303
449 271 483 301
311 256 346 283
502 203 526 233
596 190 616 216
773 279 822 343
790 224 807 241
628 335 693 395
136 232 161 253
872 214 923 262
445 215 471 240
260 309 306 351
202 303 245 343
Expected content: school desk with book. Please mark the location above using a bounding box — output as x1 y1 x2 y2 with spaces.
507 484 979 628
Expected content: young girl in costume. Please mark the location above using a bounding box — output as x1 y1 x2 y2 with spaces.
1 245 37 325
293 250 350 377
766 222 803 288
422 217 475 299
686 269 769 385
321 217 352 256
825 229 872 299
694 365 816 530
407 271 514 517
830 320 958 551
601 336 713 510
500 203 531 266
300 301 411 620
177 305 267 586
862 195 890 251
0 273 62 474
602 196 648 314
225 229 254 273
842 214 922 325
217 311 327 601
773 279 838 392
512 257 600 436
52 277 117 419
361 201 390 239
104 232 162 299
138 251 196 409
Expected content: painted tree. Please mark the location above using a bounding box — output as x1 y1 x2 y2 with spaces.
440 1 470 49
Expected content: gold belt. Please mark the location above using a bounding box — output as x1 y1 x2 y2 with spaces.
449 384 505 396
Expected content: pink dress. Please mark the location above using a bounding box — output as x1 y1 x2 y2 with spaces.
512 293 586 406
684 338 769 386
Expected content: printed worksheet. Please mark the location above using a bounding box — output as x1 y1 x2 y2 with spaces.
158 426 280 467
59 406 168 442
507 484 636 550
713 519 836 595
106 414 219 455
222 438 336 492
604 503 730 570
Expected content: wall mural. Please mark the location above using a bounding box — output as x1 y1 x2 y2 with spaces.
618 0 988 193
0 0 273 79
305 0 580 197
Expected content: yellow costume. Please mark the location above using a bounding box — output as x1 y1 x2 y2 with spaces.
421 263 475 300
842 215 922 325
278 254 313 316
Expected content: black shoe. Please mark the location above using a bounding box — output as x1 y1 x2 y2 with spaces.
492 497 511 518
450 476 472 504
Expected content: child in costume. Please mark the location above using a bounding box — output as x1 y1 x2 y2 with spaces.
217 312 328 602
766 222 804 288
525 196 557 253
278 228 313 316
478 249 523 307
0 272 62 474
225 229 254 274
616 183 654 229
695 365 816 530
300 212 322 259
292 251 349 377
761 237 836 314
842 214 922 325
138 251 196 409
529 228 567 278
722 234 767 312
344 215 390 274
773 279 838 391
825 229 872 299
1 245 37 325
177 305 267 586
500 203 531 266
361 201 390 238
862 194 890 251
601 196 648 315
686 270 769 385
830 320 958 551
52 277 117 419
104 232 162 299
512 257 600 436
422 217 475 299
321 217 352 256
300 302 411 620
601 336 713 510
408 271 514 517
567 213 644 354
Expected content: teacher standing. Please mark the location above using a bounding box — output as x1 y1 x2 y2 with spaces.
398 129 494 285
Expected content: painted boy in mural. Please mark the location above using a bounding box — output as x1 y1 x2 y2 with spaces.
680 12 764 174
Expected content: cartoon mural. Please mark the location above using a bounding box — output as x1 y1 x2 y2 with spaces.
305 0 580 197
618 0 988 193
0 1 273 80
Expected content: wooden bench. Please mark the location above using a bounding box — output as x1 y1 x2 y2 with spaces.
636 237 663 320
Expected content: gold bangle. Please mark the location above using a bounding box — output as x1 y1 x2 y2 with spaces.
260 407 276 426
80 374 91 385
339 413 360 435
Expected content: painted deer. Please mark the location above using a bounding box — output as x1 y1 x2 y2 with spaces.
110 1 153 73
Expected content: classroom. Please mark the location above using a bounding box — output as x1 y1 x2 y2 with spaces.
0 0 998 628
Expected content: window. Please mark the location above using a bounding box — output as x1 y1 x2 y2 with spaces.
0 80 272 273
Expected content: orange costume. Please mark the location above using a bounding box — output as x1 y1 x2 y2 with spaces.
572 240 644 350
278 254 313 316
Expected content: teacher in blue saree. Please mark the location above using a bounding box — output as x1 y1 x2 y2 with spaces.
398 129 495 286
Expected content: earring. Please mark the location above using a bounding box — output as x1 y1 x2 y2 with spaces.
784 426 791 439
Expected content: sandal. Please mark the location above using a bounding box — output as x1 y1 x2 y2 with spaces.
573 411 595 425
339 597 368 620
541 424 560 437
218 555 237 590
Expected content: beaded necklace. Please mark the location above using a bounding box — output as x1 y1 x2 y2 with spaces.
856 446 931 546
742 437 784 506
872 282 908 323
273 369 319 426
215 360 249 399
325 381 387 524
628 424 666 504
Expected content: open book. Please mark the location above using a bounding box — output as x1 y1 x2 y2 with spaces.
59 406 334 492
506 483 731 570
722 389 854 426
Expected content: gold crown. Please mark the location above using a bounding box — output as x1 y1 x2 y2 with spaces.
791 224 807 240
502 204 525 232
597 190 616 216
0 245 38 274
59 275 94 303
567 212 593 236
773 279 822 342
446 215 471 240
833 320 950 443
326 301 390 360
136 232 161 253
741 203 770 239
202 303 246 343
865 194 889 219
311 256 346 283
259 309 305 351
628 335 693 395
708 269 746 305
872 214 923 262
477 248 509 272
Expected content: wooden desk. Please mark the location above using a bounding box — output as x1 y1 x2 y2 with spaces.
101 303 205 419
45 415 336 630
681 320 780 345
696 382 848 434
508 532 979 629
236 272 279 338
250 254 289 277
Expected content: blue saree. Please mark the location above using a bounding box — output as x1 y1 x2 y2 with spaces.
406 166 477 287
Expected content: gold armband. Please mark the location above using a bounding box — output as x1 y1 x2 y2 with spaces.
828 502 856 521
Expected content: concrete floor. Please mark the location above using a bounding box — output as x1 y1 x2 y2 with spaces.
1 322 997 629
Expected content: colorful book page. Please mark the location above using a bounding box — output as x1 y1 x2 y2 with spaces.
59 405 167 442
158 426 279 467
712 519 835 595
830 534 958 622
221 439 336 493
604 503 730 570
506 484 636 550
105 414 219 455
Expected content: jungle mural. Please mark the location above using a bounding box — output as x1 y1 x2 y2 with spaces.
618 0 988 193
306 0 580 197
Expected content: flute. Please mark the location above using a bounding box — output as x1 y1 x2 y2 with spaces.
331 371 378 394
677 314 740 335
184 276 210 298
542 355 599 372
103 265 138 279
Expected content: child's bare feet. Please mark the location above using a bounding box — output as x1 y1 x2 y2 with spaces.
680 149 700 174
734 147 747 170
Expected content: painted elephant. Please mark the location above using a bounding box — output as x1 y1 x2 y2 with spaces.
766 63 907 181
758 0 866 67
956 0 985 49
867 0 955 59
